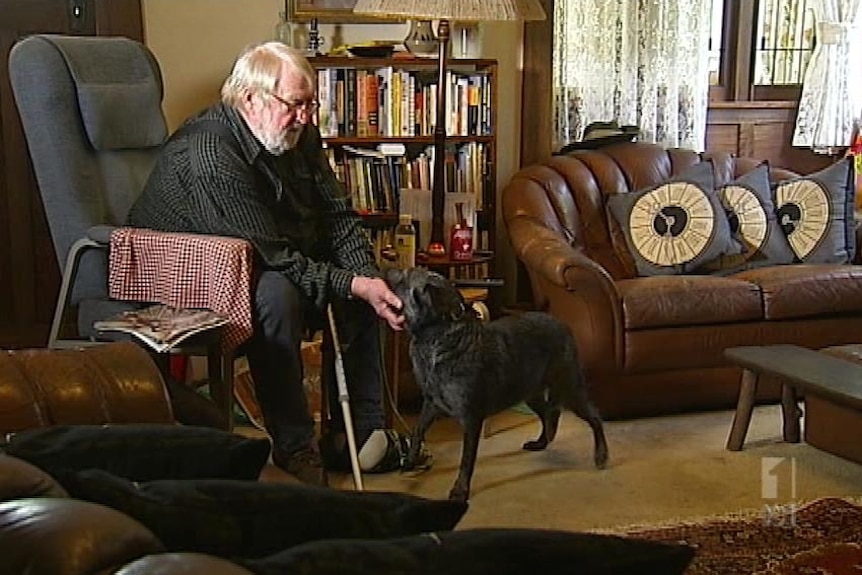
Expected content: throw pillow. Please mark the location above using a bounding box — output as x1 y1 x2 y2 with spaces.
63 469 469 559
0 424 271 481
607 161 741 276
703 162 796 272
239 528 695 575
773 157 855 263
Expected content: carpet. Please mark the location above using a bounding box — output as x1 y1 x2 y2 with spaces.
616 497 862 574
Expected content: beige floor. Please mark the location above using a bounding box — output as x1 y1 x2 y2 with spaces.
253 404 862 533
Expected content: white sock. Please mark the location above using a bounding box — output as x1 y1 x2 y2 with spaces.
357 429 389 471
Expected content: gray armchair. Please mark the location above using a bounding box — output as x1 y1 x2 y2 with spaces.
8 34 237 428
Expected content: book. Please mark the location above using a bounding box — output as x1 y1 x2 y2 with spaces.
94 304 229 353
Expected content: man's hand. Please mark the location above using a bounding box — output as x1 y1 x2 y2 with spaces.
351 276 404 331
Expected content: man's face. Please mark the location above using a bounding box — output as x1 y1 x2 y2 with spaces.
252 65 316 155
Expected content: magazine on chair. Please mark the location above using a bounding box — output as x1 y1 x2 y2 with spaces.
94 304 229 353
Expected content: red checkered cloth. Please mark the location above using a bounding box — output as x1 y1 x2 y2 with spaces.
108 227 254 353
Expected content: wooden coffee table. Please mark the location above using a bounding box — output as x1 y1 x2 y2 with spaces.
724 344 862 451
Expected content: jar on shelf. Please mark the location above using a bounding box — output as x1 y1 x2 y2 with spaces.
275 11 294 47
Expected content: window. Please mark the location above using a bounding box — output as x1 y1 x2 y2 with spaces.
754 0 816 85
708 0 816 93
707 0 724 85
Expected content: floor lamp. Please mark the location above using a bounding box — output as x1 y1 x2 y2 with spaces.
352 0 546 255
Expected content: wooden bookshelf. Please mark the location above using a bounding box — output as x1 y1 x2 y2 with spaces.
311 54 498 279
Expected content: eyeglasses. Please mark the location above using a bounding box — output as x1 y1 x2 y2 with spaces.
266 92 319 115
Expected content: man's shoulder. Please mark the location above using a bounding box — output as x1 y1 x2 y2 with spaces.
173 105 259 164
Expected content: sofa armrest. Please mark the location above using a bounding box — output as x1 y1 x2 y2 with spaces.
507 218 624 373
508 217 619 296
0 342 175 435
0 498 165 575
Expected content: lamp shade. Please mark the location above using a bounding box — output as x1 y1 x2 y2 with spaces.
352 0 546 21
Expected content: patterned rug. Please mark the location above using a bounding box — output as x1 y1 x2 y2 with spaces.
614 497 862 574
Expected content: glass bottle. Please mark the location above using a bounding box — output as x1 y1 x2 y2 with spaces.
394 214 417 269
275 11 294 47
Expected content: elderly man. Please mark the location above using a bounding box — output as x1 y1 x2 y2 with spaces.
129 42 415 486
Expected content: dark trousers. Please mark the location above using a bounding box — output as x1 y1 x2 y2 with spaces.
244 271 386 455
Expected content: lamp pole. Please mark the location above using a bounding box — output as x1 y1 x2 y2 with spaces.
428 18 451 255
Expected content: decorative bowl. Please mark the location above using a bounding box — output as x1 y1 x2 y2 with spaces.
347 44 396 58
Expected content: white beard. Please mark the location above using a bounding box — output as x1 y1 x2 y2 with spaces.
260 124 303 156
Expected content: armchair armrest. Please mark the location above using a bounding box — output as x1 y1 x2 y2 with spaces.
86 225 116 245
107 228 255 353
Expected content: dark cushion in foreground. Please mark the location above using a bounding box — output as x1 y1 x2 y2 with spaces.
239 528 696 575
0 424 271 481
63 469 469 559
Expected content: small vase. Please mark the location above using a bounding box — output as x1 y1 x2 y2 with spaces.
404 20 438 57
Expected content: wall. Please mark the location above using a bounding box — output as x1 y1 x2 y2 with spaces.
141 1 526 304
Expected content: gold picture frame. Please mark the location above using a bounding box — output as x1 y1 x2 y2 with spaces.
286 0 396 23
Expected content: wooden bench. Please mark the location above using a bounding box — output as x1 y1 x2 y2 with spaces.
724 344 862 451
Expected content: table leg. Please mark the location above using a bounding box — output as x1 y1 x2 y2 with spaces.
726 368 758 451
780 384 801 443
207 332 234 432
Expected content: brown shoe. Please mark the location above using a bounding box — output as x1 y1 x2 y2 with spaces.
272 446 328 487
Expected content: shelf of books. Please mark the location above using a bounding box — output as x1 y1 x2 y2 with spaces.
310 56 497 281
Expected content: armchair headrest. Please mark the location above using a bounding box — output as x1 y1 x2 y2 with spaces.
35 34 168 151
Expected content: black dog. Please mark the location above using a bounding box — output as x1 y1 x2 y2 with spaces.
385 267 609 501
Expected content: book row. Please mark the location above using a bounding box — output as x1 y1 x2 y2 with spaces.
315 66 493 139
324 141 490 215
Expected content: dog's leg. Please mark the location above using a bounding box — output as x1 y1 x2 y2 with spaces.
567 388 609 469
450 417 483 502
403 399 440 470
522 394 560 451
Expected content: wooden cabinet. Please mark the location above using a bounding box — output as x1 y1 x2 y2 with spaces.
308 55 498 279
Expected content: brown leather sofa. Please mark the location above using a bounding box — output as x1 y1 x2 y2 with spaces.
0 343 266 575
502 142 862 419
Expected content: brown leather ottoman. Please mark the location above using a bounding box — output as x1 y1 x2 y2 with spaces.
807 344 862 464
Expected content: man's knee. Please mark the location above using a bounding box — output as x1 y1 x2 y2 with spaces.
254 271 304 338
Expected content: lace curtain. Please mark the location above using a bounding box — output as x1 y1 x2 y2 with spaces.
553 0 711 151
792 0 862 153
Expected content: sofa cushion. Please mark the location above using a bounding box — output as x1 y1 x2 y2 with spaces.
617 274 763 330
116 553 255 575
707 163 796 272
0 497 164 575
239 528 694 575
773 158 855 264
732 264 862 320
607 162 741 276
0 454 68 501
63 469 468 559
1 424 271 481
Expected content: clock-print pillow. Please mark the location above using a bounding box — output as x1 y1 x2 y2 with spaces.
704 162 796 273
773 158 855 263
607 161 742 276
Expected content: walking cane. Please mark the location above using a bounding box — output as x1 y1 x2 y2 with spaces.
327 304 364 490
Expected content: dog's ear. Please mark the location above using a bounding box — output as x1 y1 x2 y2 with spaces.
427 278 469 322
